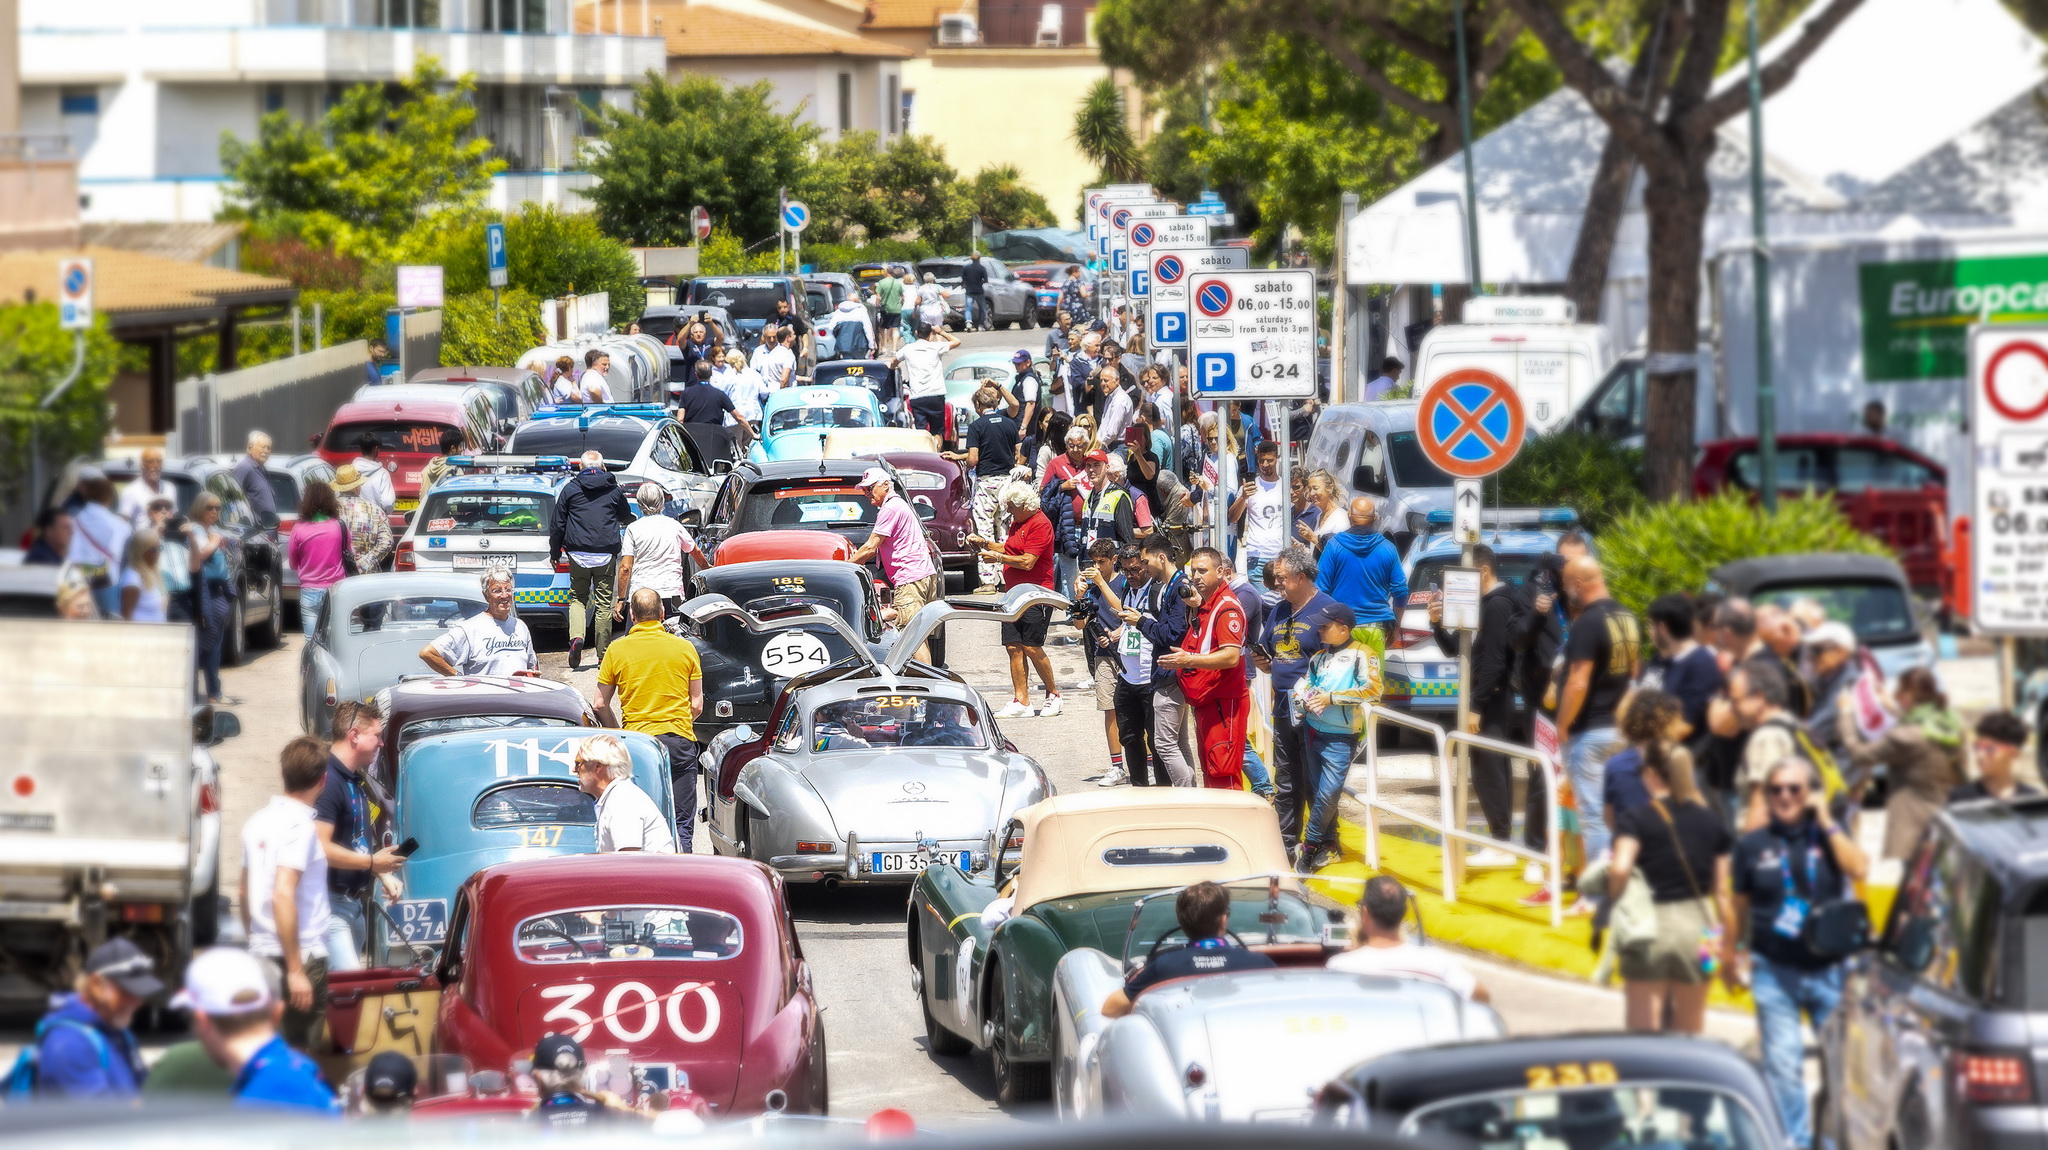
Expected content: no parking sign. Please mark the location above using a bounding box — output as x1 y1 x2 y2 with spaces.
1971 325 2048 633
1148 246 1246 349
1188 269 1315 397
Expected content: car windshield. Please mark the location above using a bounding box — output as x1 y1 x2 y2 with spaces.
516 907 744 962
918 263 967 285
349 596 484 635
948 365 1011 384
733 484 878 534
638 314 684 340
326 421 458 454
418 490 552 534
1751 580 1918 646
1387 430 1453 488
1410 554 1546 596
506 420 648 462
473 782 595 829
689 280 789 320
1403 1084 1772 1150
810 696 985 751
399 715 580 758
768 406 876 436
1120 884 1332 960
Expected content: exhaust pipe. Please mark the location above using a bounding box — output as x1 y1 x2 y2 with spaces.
822 875 842 890
764 1089 789 1113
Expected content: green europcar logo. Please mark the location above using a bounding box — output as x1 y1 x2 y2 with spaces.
1860 253 2048 381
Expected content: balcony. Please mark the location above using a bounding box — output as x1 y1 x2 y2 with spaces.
932 2 1095 48
0 136 81 253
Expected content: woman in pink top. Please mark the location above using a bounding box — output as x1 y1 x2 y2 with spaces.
287 479 350 640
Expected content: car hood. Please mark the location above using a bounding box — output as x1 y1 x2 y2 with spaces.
351 635 436 697
800 750 1013 841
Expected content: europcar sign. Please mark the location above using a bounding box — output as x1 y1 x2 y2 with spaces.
1861 253 2048 381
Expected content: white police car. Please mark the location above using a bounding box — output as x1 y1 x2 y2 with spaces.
1381 508 1584 721
392 457 579 616
504 403 721 523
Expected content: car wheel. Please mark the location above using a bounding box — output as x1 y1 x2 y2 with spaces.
254 577 283 649
1022 303 1037 331
988 966 1049 1105
920 920 971 1057
191 876 221 947
225 592 247 667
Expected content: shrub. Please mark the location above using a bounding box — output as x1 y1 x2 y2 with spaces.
1496 429 1645 535
1599 491 1892 619
442 288 546 368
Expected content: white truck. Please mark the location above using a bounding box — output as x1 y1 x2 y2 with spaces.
0 618 237 1007
1412 295 1617 433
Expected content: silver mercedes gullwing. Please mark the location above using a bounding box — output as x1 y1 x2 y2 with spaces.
697 585 1062 887
1051 876 1506 1123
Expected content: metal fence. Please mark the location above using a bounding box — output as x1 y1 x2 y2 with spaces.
171 342 372 458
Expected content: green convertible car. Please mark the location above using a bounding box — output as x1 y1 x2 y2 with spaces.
904 789 1347 1104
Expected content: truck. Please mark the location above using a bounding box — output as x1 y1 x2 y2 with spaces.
0 619 238 1007
1412 295 1617 433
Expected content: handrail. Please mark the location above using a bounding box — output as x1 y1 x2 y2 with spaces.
1349 705 1563 928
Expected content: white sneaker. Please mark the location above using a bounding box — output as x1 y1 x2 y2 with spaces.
1465 847 1519 869
1038 694 1063 716
1522 860 1547 885
1074 675 1096 692
1096 767 1128 787
995 700 1035 719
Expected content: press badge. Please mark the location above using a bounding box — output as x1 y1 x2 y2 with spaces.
1773 897 1810 939
1120 626 1144 656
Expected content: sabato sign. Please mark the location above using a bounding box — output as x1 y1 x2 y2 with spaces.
1859 253 2048 381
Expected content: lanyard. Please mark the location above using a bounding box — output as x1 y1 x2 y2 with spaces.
1776 825 1821 899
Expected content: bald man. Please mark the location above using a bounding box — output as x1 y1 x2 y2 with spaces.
1752 605 1812 717
1554 556 1641 863
1314 496 1408 635
118 448 175 529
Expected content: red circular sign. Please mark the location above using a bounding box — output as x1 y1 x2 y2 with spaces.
1415 369 1527 479
1985 340 2048 422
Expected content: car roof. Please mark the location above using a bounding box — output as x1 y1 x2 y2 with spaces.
515 411 661 434
411 366 538 385
328 572 487 613
382 674 589 727
357 383 489 404
0 563 62 598
1012 790 1294 913
1937 800 2048 888
465 853 783 937
331 395 467 423
739 457 884 481
765 384 877 407
1412 529 1566 561
430 471 567 495
1710 553 1908 591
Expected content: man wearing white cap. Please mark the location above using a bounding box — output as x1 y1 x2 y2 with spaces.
177 947 337 1113
850 466 939 664
1802 620 1861 763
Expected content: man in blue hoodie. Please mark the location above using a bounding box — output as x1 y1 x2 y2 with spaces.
551 451 634 670
1314 496 1409 634
31 937 161 1098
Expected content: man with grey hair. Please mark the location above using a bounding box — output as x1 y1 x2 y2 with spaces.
552 450 632 670
850 467 939 663
574 733 674 853
420 566 538 677
615 484 700 621
232 431 279 525
1256 545 1337 854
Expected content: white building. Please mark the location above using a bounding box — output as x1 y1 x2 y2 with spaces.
17 0 666 223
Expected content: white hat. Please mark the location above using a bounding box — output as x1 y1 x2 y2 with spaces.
171 947 275 1015
858 467 891 488
1803 621 1857 651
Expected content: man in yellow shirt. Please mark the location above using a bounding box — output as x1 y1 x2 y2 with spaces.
596 588 705 849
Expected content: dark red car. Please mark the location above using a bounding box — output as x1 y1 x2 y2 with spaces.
1693 435 1947 589
875 450 973 577
327 853 826 1116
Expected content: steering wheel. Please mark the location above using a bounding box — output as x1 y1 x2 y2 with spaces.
533 918 593 958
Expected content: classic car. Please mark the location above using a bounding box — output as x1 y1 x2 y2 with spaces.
941 350 1047 448
366 726 674 966
697 457 931 560
393 463 584 616
370 673 594 804
1314 1033 1788 1150
1051 878 1503 1122
712 530 856 567
299 573 485 737
1706 553 1934 681
504 403 724 520
870 450 973 577
907 785 1305 1104
820 428 939 459
750 385 886 464
811 359 903 425
697 588 1060 890
682 559 894 741
100 455 287 658
326 852 826 1117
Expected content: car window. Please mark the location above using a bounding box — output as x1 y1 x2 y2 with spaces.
264 472 300 517
506 420 649 462
1102 845 1229 866
1404 1085 1772 1150
734 484 877 534
1749 580 1917 646
473 783 596 829
688 279 788 320
810 696 985 751
947 365 1010 383
1883 831 1999 1001
650 430 681 471
516 907 744 963
1731 445 1826 491
350 595 485 635
1412 553 1546 593
773 707 803 753
768 406 876 436
1348 429 1383 495
327 421 459 454
417 491 551 534
1386 431 1452 489
1836 447 1937 490
897 469 948 490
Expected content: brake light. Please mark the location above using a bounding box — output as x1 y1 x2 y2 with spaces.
197 781 221 815
394 541 415 571
1395 627 1434 649
554 557 570 573
1956 1052 2034 1104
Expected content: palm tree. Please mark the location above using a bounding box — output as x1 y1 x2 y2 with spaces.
1072 78 1142 183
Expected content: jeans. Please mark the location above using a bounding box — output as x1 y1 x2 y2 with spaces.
1112 677 1158 785
1055 553 1080 606
1242 741 1275 798
1565 725 1624 861
657 733 701 852
568 557 617 659
965 291 988 329
196 582 232 698
1270 696 1311 851
325 894 366 972
1303 725 1357 848
1751 956 1843 1148
299 586 328 641
1243 556 1271 587
1151 680 1196 786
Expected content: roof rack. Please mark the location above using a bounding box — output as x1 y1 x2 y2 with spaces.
446 454 573 473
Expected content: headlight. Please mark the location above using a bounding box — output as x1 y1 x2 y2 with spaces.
1405 512 1428 535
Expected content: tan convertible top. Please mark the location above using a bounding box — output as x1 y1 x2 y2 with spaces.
823 427 940 456
1010 790 1292 912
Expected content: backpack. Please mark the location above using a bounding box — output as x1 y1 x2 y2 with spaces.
832 318 871 360
4 1017 111 1099
1760 716 1849 802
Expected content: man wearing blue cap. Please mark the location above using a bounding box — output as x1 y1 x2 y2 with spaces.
25 937 160 1098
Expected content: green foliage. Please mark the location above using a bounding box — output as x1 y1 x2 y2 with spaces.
442 289 548 367
1072 78 1143 183
1599 491 1892 620
1496 429 1646 535
964 165 1055 233
0 304 121 507
413 205 644 326
583 73 820 247
220 58 502 261
802 238 937 271
805 131 966 245
697 228 784 276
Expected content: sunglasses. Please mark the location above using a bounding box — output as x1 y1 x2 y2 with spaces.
1766 783 1809 797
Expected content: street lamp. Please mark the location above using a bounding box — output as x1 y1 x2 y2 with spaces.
1746 0 1778 512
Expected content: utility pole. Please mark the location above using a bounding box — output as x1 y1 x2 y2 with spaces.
1746 0 1778 512
1453 0 1482 295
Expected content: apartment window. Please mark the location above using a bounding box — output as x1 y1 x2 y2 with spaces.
59 89 99 116
263 84 286 113
378 0 441 26
900 90 915 134
885 75 899 136
483 0 548 31
837 73 852 131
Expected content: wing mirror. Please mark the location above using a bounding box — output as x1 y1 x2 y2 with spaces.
1891 917 1935 973
712 459 733 475
914 502 937 521
194 706 241 746
675 508 703 527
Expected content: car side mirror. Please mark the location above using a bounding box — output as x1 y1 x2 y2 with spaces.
712 459 733 475
196 707 241 746
676 508 703 527
1891 918 1935 973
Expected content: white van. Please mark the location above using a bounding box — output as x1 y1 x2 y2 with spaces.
1411 296 1615 433
1301 401 1454 550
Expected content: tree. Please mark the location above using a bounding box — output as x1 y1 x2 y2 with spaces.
1502 0 1864 499
219 59 502 260
805 131 966 245
0 304 120 510
442 289 548 368
583 73 820 248
416 206 645 326
1072 78 1143 183
964 165 1055 233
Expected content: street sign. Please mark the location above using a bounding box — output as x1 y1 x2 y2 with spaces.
1153 309 1186 346
690 206 712 241
1970 325 2048 633
1187 201 1226 217
1150 247 1249 350
1187 269 1317 398
1102 199 1175 263
486 222 508 288
1452 479 1483 544
1129 266 1150 299
1442 565 1482 629
396 265 445 308
1415 369 1527 479
56 257 93 331
1128 215 1213 252
781 200 810 233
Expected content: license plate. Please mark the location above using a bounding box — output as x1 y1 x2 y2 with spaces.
452 554 484 569
0 813 54 831
871 851 969 875
394 498 419 512
384 898 448 945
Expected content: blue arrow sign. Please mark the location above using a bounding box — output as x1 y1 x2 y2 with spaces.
1187 201 1226 217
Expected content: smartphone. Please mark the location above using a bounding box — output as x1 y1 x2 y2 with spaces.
394 837 421 858
1534 570 1554 595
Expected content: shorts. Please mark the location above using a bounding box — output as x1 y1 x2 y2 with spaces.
1000 604 1050 647
1618 896 1716 984
881 310 900 328
1089 652 1118 710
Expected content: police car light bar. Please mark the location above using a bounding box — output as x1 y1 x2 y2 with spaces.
529 403 667 419
1423 507 1579 527
447 454 572 472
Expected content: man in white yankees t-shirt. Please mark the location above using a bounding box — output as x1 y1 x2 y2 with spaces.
420 567 538 677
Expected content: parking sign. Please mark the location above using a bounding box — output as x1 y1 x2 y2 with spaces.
57 258 93 331
486 222 508 288
1148 246 1246 349
1188 269 1317 398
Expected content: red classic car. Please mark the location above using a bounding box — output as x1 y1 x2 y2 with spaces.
874 450 973 576
325 853 827 1117
1693 434 1947 590
713 529 855 566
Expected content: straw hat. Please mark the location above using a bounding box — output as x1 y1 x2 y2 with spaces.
332 464 366 493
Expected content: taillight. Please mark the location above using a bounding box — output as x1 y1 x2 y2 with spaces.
197 782 221 815
394 541 415 571
1395 627 1434 649
1956 1051 2034 1104
554 557 570 573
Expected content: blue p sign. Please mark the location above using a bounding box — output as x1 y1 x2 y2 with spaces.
1196 352 1236 393
1112 249 1127 272
486 222 507 270
1130 269 1150 297
1153 310 1184 345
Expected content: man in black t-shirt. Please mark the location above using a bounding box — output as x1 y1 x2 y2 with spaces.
676 361 756 444
314 700 404 968
1556 556 1641 864
1100 882 1273 1017
945 388 1021 590
772 296 808 359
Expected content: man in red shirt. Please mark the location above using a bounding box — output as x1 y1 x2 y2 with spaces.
1159 547 1248 789
973 482 1062 719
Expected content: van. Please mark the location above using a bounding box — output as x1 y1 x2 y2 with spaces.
319 388 497 527
1412 296 1615 433
1301 401 1454 551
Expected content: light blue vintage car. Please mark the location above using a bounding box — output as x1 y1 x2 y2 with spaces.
749 384 884 464
373 726 676 964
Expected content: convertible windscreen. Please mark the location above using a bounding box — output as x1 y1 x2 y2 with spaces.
1103 845 1231 867
349 596 485 635
811 696 985 751
418 491 552 534
768 406 876 436
516 907 744 962
473 783 595 829
1403 1084 1772 1150
734 486 878 533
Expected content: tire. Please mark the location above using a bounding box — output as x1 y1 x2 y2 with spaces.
1022 302 1037 330
988 966 1050 1105
191 878 221 947
254 577 283 649
225 592 247 667
919 915 971 1056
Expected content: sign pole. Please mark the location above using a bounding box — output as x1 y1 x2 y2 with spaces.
1276 402 1291 540
1454 0 1483 294
1745 0 1778 511
779 186 787 275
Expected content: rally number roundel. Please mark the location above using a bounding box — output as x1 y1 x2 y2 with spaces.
1415 368 1527 479
761 631 831 678
1155 254 1185 283
1131 223 1155 246
1195 280 1233 317
1984 340 2048 423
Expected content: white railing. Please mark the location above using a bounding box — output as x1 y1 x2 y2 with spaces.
1353 705 1564 928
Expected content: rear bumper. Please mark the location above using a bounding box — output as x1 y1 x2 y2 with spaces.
1961 1106 2048 1149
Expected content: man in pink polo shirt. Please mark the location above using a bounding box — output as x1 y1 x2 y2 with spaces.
850 466 940 665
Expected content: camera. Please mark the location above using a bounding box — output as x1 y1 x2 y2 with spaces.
1177 581 1201 604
